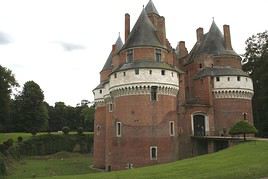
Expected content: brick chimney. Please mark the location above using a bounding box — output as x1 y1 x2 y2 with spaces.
125 13 130 42
176 41 188 58
196 27 204 42
223 25 232 50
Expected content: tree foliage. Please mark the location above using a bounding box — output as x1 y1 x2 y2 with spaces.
242 31 268 137
229 120 257 141
0 65 18 132
20 81 48 134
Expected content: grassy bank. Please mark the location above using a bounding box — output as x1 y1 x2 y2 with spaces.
41 141 268 179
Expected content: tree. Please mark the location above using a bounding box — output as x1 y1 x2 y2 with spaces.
229 120 257 141
0 65 18 132
80 105 95 131
20 81 48 134
242 31 268 137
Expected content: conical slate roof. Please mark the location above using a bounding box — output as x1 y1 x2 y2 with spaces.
121 8 164 50
145 0 159 15
189 21 238 58
102 36 123 70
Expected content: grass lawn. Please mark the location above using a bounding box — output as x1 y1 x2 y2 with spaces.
7 152 97 179
40 141 268 179
0 132 93 143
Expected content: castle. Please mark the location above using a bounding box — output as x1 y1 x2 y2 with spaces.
93 0 254 171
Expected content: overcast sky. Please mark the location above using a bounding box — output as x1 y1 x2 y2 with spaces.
0 0 267 106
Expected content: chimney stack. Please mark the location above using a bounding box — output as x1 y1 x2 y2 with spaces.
196 27 204 42
125 13 130 42
176 41 188 58
223 25 232 50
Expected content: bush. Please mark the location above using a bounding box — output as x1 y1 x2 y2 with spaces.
77 127 84 135
17 134 93 156
17 136 23 143
62 126 70 135
229 120 258 140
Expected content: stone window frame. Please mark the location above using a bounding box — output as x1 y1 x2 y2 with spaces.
116 122 122 137
155 48 161 62
126 49 134 63
150 146 158 160
169 121 175 136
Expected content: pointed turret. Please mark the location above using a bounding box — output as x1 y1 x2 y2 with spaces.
102 36 123 70
145 0 159 15
189 20 238 57
121 8 164 50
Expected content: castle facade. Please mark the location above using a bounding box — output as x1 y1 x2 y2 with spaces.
93 0 254 171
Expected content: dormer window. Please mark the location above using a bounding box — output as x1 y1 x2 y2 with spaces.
155 49 161 62
127 49 133 63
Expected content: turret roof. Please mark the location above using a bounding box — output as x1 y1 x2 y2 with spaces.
102 36 123 70
189 21 239 59
121 8 164 50
145 0 159 15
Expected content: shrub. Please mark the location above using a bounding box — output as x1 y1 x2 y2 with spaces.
62 126 70 135
17 136 23 143
17 133 93 156
229 120 258 141
77 127 84 135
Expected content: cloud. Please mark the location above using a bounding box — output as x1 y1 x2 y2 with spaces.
56 41 86 51
0 31 12 45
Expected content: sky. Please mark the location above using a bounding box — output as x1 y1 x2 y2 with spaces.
0 0 267 106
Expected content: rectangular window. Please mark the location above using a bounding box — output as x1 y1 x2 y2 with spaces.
216 77 220 82
227 77 230 81
169 121 175 136
116 122 121 137
150 146 157 160
149 70 152 75
237 76 241 81
109 103 113 112
127 49 133 63
114 73 117 78
135 68 139 75
99 89 102 94
123 72 126 76
151 86 157 101
155 49 161 62
161 70 165 76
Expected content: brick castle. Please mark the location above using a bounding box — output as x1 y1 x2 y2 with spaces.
93 0 254 171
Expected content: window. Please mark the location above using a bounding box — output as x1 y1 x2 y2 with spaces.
99 89 102 94
123 72 126 76
199 64 202 68
127 49 133 63
150 146 157 160
237 76 241 81
169 121 175 136
149 70 152 75
151 86 157 101
135 68 139 75
246 77 248 82
161 70 165 76
155 49 161 62
114 73 117 78
171 72 174 77
227 77 230 81
216 77 220 82
109 103 113 112
116 122 122 137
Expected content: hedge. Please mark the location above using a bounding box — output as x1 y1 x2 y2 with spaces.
10 133 93 156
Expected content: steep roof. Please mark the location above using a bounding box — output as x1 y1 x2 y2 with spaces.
102 36 123 70
121 8 164 50
145 0 159 15
194 67 249 79
189 21 239 60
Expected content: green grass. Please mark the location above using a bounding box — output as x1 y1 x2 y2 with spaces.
0 132 93 143
7 152 97 179
40 141 268 179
